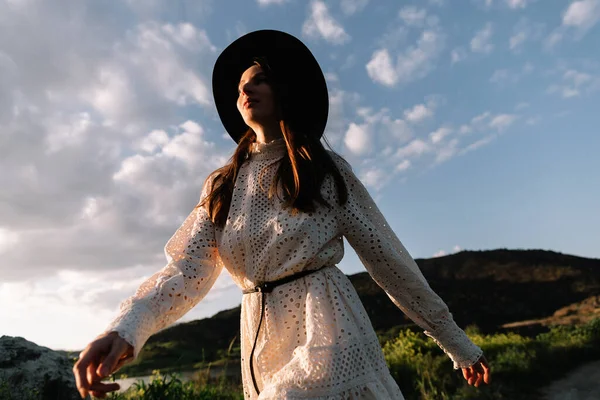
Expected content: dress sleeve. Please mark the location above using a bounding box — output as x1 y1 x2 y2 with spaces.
102 174 224 362
329 152 483 369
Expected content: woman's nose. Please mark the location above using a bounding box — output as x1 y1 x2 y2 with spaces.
240 82 253 96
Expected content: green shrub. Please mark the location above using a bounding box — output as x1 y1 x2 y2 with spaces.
382 318 600 400
104 370 243 400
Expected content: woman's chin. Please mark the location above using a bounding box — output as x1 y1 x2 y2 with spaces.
244 114 277 126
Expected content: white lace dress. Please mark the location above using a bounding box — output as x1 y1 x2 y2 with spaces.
103 138 483 399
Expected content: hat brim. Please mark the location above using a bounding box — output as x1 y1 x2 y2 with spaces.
212 30 328 144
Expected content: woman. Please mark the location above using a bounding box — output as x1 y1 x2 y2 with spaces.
73 30 490 399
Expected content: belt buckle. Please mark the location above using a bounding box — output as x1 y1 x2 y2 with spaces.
259 281 271 293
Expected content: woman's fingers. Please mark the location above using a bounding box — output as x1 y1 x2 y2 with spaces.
73 347 97 398
87 359 103 388
97 340 127 377
462 367 470 381
462 356 492 387
474 370 483 387
88 381 121 398
481 362 491 385
89 390 106 399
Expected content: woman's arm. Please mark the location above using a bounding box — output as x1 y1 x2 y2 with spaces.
102 174 224 361
329 152 482 369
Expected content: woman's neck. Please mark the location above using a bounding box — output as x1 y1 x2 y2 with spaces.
251 121 284 144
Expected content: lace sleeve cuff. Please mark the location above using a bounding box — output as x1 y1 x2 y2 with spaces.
103 298 157 361
424 323 483 369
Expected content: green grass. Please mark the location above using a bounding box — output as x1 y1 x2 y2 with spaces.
104 370 243 400
382 318 600 400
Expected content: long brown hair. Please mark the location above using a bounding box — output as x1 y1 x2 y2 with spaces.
198 60 348 228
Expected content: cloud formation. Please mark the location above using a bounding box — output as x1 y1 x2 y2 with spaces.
367 8 444 86
302 1 351 45
470 23 494 54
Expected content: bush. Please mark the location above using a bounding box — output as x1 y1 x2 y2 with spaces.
104 370 243 400
382 318 600 400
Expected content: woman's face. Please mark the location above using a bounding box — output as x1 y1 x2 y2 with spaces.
236 64 277 127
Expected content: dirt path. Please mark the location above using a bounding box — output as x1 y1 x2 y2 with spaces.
540 359 600 400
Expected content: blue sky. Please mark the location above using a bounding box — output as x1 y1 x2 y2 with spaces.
0 0 598 351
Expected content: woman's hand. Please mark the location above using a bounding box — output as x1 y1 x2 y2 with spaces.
461 354 491 387
72 331 134 399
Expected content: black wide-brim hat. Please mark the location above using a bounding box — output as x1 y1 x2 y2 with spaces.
212 30 329 144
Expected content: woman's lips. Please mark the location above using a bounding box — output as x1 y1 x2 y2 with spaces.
244 99 258 108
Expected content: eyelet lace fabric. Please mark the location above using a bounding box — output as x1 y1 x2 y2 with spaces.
103 138 482 399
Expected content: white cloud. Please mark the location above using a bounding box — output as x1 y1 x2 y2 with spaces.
434 138 459 164
139 130 170 153
0 267 240 350
472 111 492 126
395 159 411 172
429 127 453 144
506 0 531 9
404 103 434 123
458 110 519 137
399 6 428 26
510 31 527 50
367 29 444 87
489 63 533 84
81 65 136 122
360 167 389 190
433 249 447 257
257 0 287 6
544 31 564 49
489 114 518 130
367 8 444 86
0 0 230 288
470 23 494 53
383 117 413 142
473 0 494 10
123 22 215 108
324 87 361 146
546 0 600 48
547 68 599 98
523 62 534 74
451 47 468 64
340 0 369 15
344 106 413 158
490 69 510 84
462 135 496 154
395 139 431 159
0 228 19 254
44 112 93 154
366 49 397 86
563 0 600 31
564 69 593 86
302 1 351 45
459 125 473 134
344 123 372 155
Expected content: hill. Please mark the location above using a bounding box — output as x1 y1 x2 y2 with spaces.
79 249 600 377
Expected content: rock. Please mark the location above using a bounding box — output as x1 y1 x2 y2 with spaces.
0 336 80 400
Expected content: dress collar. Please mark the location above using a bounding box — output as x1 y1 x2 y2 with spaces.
249 138 287 160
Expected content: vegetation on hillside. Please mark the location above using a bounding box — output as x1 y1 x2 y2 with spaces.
93 318 600 400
